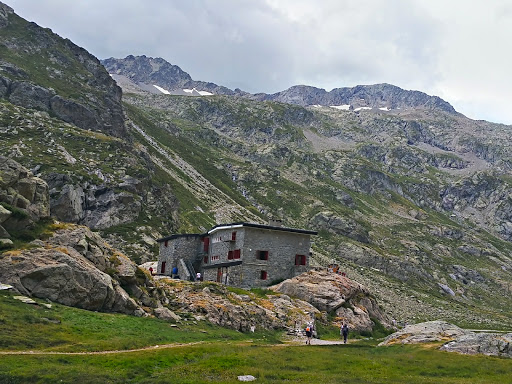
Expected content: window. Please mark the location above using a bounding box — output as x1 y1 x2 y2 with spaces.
234 249 241 259
257 250 269 260
203 237 210 252
295 254 306 266
228 251 234 260
203 256 208 264
231 231 237 241
164 240 168 247
211 255 220 261
161 261 166 274
260 270 267 280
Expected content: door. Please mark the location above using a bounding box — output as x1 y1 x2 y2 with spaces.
216 268 222 283
161 261 166 274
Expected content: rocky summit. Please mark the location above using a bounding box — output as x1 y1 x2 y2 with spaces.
1 1 512 334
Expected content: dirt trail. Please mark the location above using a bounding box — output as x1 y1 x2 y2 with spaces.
0 338 350 356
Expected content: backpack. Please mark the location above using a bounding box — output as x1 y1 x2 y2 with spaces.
306 326 310 332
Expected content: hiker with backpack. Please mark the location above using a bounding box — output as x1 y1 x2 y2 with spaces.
305 323 313 344
341 322 349 344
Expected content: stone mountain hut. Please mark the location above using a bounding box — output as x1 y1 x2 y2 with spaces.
157 222 317 288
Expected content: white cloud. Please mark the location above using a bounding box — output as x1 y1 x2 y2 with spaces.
5 0 512 124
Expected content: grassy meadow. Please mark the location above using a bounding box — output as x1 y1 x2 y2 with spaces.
1 292 512 383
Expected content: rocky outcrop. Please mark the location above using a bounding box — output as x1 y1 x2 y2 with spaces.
270 270 390 332
161 280 318 331
440 332 512 358
0 156 49 242
0 2 13 28
310 211 369 243
380 320 512 359
0 4 126 137
0 225 149 315
378 320 467 345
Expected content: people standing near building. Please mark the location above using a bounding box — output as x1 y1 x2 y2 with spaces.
172 266 178 279
341 322 349 344
196 272 201 281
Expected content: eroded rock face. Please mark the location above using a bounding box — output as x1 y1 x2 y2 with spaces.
0 156 49 237
271 270 390 331
378 320 467 345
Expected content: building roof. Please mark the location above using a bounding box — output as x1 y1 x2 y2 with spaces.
208 222 318 236
157 222 317 243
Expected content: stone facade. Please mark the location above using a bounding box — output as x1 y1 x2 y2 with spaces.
157 223 316 288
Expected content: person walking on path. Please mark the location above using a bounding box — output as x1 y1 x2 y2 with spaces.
305 323 313 345
341 322 349 344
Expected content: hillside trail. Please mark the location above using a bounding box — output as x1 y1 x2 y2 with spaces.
0 338 349 356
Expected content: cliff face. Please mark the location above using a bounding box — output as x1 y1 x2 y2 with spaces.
0 1 126 137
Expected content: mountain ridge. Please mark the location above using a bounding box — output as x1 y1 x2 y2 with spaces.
102 55 459 116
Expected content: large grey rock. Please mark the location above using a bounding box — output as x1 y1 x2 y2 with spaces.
440 332 512 358
379 320 467 346
50 184 85 223
9 81 53 110
271 270 390 332
0 157 50 236
0 226 144 315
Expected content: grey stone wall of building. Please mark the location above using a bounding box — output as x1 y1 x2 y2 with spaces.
240 228 310 288
204 226 311 288
157 235 202 276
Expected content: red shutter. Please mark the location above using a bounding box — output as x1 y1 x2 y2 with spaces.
164 240 168 247
231 231 237 241
234 249 241 259
203 237 210 252
261 270 267 280
228 251 234 259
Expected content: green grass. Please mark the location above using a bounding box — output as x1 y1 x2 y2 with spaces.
0 291 253 353
1 339 512 383
2 292 511 383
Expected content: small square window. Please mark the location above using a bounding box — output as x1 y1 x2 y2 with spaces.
257 250 269 260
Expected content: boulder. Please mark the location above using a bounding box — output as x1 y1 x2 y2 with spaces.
440 332 512 358
270 270 390 331
378 320 467 345
0 226 144 315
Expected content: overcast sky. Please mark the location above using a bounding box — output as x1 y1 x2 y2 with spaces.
6 0 512 124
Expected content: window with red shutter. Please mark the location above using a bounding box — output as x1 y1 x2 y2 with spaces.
164 240 168 247
260 270 267 280
234 249 241 259
228 251 234 260
231 231 237 241
203 237 210 252
295 254 306 266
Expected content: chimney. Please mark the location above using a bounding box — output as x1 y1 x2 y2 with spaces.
268 218 283 227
